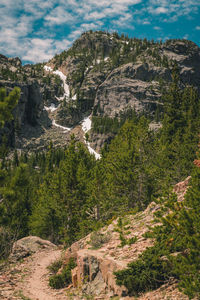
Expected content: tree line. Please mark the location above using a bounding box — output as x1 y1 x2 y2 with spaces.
0 79 200 297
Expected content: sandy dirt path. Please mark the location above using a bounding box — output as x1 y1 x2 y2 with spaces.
21 249 68 300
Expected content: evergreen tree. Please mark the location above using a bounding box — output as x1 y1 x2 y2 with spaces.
0 87 20 128
101 117 155 214
0 164 31 238
30 138 95 245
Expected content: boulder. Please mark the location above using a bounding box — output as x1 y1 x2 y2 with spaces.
9 236 56 262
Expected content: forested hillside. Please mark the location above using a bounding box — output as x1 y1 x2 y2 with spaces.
0 31 200 299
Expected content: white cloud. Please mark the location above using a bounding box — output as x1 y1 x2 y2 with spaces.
112 13 134 29
146 0 200 22
45 6 75 25
22 38 59 63
154 26 161 30
143 21 150 24
152 7 168 14
68 22 103 40
0 0 199 63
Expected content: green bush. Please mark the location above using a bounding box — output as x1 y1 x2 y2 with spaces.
0 227 14 259
115 246 172 295
89 231 111 249
47 259 62 274
49 258 76 289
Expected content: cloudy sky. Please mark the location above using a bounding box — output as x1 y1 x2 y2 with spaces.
0 0 199 64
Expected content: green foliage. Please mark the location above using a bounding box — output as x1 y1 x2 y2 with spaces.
0 87 20 127
115 217 137 247
0 48 199 299
0 163 32 238
157 74 200 186
49 258 76 289
0 227 14 259
47 259 62 274
115 159 200 299
29 138 96 245
100 116 155 214
91 110 137 134
115 246 172 295
89 231 111 249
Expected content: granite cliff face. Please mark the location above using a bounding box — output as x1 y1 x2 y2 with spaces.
0 54 63 148
0 32 200 151
48 33 200 121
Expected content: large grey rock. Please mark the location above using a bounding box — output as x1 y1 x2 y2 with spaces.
94 63 163 118
9 236 56 262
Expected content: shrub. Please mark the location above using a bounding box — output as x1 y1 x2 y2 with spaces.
0 227 14 259
49 258 76 289
47 259 62 274
115 246 172 295
89 231 111 249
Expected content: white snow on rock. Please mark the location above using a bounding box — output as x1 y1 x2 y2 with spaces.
44 65 53 72
52 70 70 99
44 65 100 159
81 116 101 160
87 144 101 159
43 66 70 100
44 103 58 112
96 59 101 64
104 57 109 62
82 116 92 133
52 120 71 132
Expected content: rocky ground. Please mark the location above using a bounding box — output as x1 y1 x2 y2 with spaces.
0 177 192 300
0 237 67 300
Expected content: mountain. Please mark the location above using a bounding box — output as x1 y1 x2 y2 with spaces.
0 31 200 152
0 31 200 300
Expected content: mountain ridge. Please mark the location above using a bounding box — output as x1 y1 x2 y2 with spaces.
1 31 200 153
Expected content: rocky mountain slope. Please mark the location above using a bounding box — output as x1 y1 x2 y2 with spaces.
0 31 200 152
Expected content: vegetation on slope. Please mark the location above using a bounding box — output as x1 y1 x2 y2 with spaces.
0 66 199 297
0 87 20 128
115 153 200 299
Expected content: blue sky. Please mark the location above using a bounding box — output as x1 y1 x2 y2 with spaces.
0 0 199 64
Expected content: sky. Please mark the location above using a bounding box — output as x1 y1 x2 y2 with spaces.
0 0 199 64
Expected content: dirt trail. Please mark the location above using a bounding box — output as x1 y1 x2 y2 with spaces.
21 249 68 300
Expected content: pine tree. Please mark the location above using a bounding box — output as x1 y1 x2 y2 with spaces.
0 87 20 128
0 164 31 238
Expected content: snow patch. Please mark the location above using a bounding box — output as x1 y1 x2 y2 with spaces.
52 120 71 132
52 70 70 99
87 144 101 160
44 65 53 72
104 57 109 62
82 116 92 133
96 59 101 64
81 116 101 160
72 94 77 100
43 66 70 100
44 103 58 112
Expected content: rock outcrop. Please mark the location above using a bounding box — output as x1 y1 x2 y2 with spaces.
0 55 63 149
61 177 191 299
94 63 163 118
1 32 200 152
46 33 200 150
64 202 158 298
0 178 192 300
9 236 56 262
